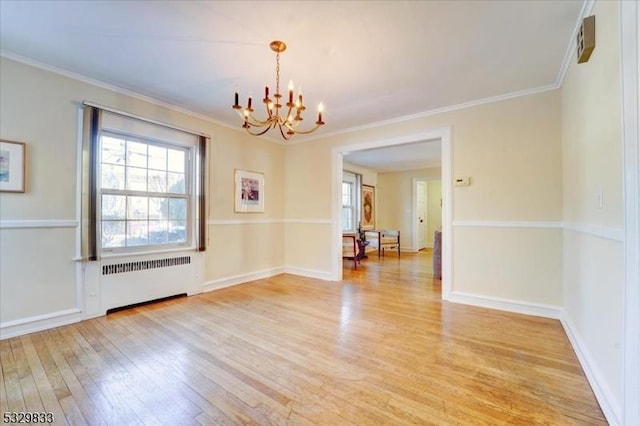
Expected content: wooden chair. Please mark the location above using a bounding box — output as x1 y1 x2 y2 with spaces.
364 230 400 257
342 234 359 269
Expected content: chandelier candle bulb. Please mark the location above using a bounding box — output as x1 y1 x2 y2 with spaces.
288 80 294 104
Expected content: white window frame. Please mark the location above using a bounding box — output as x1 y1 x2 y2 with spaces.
97 131 196 255
342 171 361 232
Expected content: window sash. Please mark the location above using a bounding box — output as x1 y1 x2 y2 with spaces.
81 103 208 261
97 133 193 252
342 176 357 232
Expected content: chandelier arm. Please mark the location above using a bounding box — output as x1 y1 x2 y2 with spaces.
283 122 323 135
285 117 304 129
284 104 296 125
276 123 292 141
235 108 271 128
244 125 274 137
245 113 273 127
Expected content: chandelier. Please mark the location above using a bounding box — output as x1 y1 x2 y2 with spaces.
232 40 325 140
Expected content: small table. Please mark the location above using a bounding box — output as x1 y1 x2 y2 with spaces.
357 240 369 260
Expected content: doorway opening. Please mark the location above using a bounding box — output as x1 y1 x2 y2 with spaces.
413 177 443 252
331 128 452 300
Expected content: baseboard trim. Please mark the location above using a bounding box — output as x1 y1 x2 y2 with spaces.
445 291 562 319
201 267 285 292
284 266 333 281
560 311 622 426
0 308 82 340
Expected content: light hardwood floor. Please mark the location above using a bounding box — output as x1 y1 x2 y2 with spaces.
1 250 606 425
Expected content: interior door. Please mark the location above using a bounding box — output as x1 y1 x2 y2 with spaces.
417 181 428 250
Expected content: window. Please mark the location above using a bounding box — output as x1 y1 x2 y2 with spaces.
342 171 361 232
80 105 207 260
100 133 190 250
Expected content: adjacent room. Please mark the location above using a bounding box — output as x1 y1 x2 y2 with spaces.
0 1 638 425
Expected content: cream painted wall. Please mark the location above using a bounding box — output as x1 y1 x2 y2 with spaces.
427 180 442 246
0 228 77 321
342 160 377 187
284 90 563 306
0 57 285 324
454 227 563 304
205 126 285 283
377 168 441 251
560 0 624 416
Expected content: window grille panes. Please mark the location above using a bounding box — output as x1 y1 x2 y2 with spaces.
342 178 356 232
99 133 190 250
342 208 353 231
342 182 351 205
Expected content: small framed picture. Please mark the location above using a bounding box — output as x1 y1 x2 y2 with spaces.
361 184 375 230
234 169 265 213
0 140 26 193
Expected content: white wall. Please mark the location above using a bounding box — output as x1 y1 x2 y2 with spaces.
560 0 624 422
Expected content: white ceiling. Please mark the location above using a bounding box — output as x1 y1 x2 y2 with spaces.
0 0 583 165
345 140 442 173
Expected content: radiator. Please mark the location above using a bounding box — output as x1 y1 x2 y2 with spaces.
102 256 191 275
100 255 193 313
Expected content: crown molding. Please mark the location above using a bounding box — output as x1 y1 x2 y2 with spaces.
295 84 559 144
0 50 242 135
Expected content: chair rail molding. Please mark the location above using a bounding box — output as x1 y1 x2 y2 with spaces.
0 220 78 229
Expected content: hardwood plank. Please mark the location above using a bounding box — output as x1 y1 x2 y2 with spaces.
18 336 66 423
56 326 145 425
58 395 88 425
102 313 262 425
0 339 26 414
42 329 108 425
87 318 230 425
0 251 607 425
9 338 44 414
0 342 8 415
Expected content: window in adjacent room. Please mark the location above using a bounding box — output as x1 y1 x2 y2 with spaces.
342 171 361 232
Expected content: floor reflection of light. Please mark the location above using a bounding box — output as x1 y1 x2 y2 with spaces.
340 285 354 333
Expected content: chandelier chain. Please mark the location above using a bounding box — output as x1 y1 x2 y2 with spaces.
276 52 280 99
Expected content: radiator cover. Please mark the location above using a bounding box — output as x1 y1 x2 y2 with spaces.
100 255 193 313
